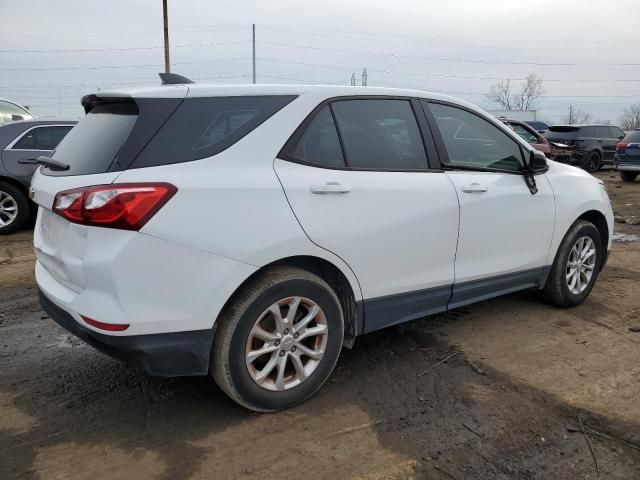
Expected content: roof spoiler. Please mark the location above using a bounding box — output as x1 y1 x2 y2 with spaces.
159 73 195 85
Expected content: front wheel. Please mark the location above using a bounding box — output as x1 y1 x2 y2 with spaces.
211 266 344 412
620 171 638 182
543 220 603 307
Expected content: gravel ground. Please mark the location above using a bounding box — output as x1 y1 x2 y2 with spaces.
1 171 639 479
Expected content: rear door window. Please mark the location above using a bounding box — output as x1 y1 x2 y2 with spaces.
330 99 428 170
283 105 345 168
13 126 74 150
595 126 609 138
132 96 296 169
609 126 625 139
580 127 596 137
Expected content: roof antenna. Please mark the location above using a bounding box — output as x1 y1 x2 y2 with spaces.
158 73 195 85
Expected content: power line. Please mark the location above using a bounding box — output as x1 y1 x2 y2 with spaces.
258 25 630 53
256 57 640 83
259 41 640 67
2 57 251 72
0 40 251 54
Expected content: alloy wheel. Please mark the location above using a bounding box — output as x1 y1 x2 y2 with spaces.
245 296 328 391
0 191 18 227
566 236 597 294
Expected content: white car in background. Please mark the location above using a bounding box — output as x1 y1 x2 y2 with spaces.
31 79 613 411
0 98 34 125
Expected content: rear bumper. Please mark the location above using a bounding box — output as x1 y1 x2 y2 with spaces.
39 288 214 377
615 164 640 172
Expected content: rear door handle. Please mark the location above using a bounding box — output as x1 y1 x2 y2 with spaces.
310 182 351 194
461 183 488 193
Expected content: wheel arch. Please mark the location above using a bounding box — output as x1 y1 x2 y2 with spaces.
0 175 30 198
578 209 609 256
217 255 362 348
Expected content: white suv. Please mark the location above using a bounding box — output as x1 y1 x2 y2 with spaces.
32 81 613 411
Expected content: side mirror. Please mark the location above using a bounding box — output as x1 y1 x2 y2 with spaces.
528 150 548 173
618 135 625 140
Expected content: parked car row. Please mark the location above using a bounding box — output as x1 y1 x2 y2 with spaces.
499 117 629 174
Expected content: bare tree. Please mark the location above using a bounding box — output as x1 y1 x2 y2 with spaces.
620 103 640 130
487 74 545 110
594 119 612 125
562 105 592 124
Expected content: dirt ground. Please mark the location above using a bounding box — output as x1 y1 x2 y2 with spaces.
2 171 640 480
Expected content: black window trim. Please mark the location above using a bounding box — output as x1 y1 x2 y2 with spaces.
278 95 443 172
5 124 74 152
422 99 529 176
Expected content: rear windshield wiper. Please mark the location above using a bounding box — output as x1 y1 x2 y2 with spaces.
19 156 70 171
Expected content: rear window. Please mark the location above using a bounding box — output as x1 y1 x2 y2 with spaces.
131 95 296 169
48 103 137 176
624 131 640 142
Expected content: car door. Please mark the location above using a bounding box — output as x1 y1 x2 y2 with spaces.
274 98 460 333
594 126 613 161
423 101 555 308
2 125 73 179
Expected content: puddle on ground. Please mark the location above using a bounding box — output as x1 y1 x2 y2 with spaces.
613 232 640 242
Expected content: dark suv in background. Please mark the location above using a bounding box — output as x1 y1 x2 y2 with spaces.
614 129 640 182
0 120 76 233
544 124 625 172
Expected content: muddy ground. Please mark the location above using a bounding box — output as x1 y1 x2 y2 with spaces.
1 171 640 480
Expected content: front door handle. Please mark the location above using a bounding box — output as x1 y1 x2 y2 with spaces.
310 182 351 194
461 183 488 193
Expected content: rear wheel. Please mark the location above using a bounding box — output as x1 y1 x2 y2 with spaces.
211 266 344 411
0 181 29 235
620 171 638 182
543 220 603 307
582 151 602 173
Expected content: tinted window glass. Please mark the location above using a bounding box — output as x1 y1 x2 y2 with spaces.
595 126 609 138
49 102 138 176
609 126 625 139
429 103 524 171
331 99 428 170
580 126 596 137
286 105 345 168
134 96 295 168
511 124 538 143
13 126 72 150
13 130 36 149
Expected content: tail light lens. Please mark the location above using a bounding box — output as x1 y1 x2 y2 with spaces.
53 183 177 230
616 142 628 151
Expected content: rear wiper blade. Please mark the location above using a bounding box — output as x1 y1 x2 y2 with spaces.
19 155 69 171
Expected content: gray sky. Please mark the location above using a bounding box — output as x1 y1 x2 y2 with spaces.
1 0 639 123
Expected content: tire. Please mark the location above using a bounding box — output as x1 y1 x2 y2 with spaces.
620 171 638 182
211 266 344 412
0 181 30 235
582 151 602 173
543 220 603 308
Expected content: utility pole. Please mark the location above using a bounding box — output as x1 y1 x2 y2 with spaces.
163 0 171 73
361 67 368 87
252 24 256 84
350 73 356 86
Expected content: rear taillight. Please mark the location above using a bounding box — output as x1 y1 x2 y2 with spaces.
616 142 628 151
81 315 129 332
53 183 177 230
